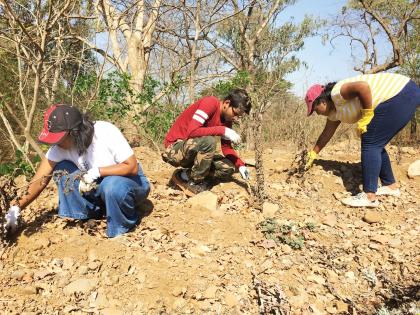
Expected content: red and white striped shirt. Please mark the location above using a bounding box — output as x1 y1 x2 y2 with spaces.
164 96 244 168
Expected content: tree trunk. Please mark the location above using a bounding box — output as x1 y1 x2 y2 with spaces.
410 111 417 142
252 111 265 206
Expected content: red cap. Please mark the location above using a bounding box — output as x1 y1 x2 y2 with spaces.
305 84 324 116
38 104 82 144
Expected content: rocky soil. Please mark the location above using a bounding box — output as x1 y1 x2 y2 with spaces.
0 141 419 315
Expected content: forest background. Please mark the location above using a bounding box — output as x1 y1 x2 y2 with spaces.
0 0 418 178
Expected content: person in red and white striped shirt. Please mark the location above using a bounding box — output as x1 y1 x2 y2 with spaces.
162 89 251 196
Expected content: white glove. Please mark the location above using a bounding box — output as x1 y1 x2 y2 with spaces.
223 127 241 144
5 205 20 233
78 167 100 194
239 166 250 180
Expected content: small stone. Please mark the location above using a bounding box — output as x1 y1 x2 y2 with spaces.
289 294 306 308
271 183 283 190
280 244 292 254
101 308 124 315
14 174 27 187
224 292 238 307
336 300 348 313
39 238 51 249
370 235 389 244
203 286 218 299
22 273 33 282
34 270 52 280
172 297 186 311
307 274 326 285
88 261 102 271
171 287 185 297
187 191 218 212
401 146 416 155
79 265 89 275
57 274 70 288
389 238 402 248
19 286 38 295
345 271 355 283
11 270 26 280
88 249 99 262
363 211 381 224
93 292 109 309
62 257 75 270
322 214 337 227
63 278 98 295
199 300 211 311
407 160 420 178
191 244 211 256
326 270 339 283
262 202 279 218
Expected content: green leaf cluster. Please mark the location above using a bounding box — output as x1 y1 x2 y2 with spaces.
257 218 316 250
73 71 183 142
0 150 41 177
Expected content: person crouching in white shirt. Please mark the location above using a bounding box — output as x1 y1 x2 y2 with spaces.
4 104 150 238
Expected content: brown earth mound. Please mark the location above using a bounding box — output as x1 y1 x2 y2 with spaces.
1 142 419 314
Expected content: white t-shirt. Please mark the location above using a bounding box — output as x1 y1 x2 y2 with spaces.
46 121 134 171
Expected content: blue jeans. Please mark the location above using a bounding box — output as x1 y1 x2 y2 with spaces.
52 160 150 237
361 80 420 193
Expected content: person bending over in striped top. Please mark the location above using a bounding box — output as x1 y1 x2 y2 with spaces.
304 73 420 207
162 89 252 196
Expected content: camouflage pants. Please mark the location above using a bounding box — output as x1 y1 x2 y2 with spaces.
162 136 235 182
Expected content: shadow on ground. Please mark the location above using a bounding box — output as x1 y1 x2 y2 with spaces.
314 159 362 194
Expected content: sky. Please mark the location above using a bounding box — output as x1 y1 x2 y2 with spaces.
94 0 393 98
280 0 378 97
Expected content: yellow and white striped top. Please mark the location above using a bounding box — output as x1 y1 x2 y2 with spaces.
328 73 410 124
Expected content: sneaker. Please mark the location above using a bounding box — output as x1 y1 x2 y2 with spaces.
171 169 208 197
376 186 401 197
341 192 379 208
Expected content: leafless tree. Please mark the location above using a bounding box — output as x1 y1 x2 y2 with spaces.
0 0 79 161
329 0 419 74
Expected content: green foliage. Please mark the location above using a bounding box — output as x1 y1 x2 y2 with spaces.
202 71 251 99
142 103 182 143
73 71 183 142
0 150 40 177
257 218 316 250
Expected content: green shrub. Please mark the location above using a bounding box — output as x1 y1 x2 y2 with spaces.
0 150 41 177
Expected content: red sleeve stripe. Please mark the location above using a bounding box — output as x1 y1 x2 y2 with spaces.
192 114 205 124
195 109 209 119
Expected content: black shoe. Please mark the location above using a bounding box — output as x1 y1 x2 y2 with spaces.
171 169 209 196
185 180 209 195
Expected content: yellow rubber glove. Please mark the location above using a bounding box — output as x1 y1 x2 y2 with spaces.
357 108 374 136
305 150 317 170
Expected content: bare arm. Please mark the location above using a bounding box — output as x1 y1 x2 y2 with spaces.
313 119 341 154
98 155 138 177
16 158 56 209
340 81 372 109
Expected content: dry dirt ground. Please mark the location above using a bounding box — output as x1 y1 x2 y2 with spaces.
0 141 419 315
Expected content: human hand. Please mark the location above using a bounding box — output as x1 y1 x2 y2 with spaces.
305 150 317 170
223 127 241 144
78 167 100 194
357 108 374 136
239 166 250 180
5 205 20 233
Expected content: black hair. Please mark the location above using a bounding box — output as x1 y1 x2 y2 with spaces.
224 88 252 114
313 82 337 107
69 112 94 156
